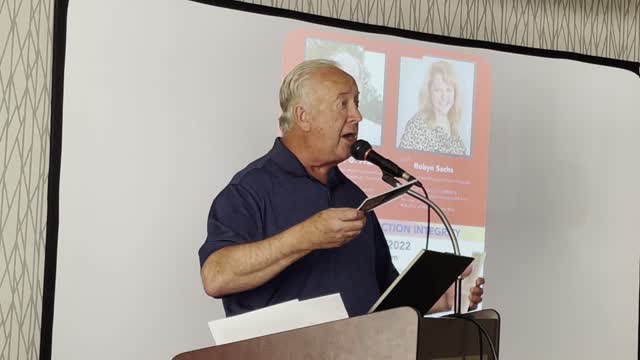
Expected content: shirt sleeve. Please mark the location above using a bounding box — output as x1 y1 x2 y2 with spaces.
371 213 399 291
198 183 264 267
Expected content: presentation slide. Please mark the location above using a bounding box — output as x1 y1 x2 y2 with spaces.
52 1 639 359
288 30 490 270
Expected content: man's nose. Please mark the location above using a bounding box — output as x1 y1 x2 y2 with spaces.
349 107 363 123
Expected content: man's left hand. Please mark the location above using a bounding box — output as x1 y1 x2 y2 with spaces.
431 266 486 314
468 276 485 310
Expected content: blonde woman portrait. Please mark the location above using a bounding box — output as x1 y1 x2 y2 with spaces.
398 60 469 156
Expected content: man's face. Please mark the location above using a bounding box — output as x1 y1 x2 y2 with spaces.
304 68 363 165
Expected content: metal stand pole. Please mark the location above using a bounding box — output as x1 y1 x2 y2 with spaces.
381 174 464 314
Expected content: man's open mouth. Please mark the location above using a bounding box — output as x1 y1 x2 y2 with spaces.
341 132 357 141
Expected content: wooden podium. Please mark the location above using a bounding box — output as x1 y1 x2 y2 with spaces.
173 307 500 359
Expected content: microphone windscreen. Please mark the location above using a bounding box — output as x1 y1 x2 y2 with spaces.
351 139 371 160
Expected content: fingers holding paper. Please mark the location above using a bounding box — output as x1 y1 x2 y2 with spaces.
434 268 485 313
301 208 367 250
467 277 485 310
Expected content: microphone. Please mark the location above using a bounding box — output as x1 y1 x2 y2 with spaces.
350 140 416 182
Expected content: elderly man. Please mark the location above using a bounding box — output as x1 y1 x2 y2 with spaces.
198 59 483 317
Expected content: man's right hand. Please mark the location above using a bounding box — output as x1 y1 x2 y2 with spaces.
298 208 366 250
201 207 366 298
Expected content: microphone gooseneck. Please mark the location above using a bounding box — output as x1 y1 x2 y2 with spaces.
352 139 465 314
350 140 416 182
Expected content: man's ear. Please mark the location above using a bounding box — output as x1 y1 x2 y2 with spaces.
293 103 312 132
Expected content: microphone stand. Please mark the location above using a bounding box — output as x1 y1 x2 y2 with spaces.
381 173 464 315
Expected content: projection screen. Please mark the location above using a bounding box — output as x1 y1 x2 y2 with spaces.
52 0 640 359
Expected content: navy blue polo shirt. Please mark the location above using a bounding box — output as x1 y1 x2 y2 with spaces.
199 138 398 317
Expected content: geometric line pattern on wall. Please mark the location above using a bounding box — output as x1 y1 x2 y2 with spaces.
242 0 640 63
0 0 53 358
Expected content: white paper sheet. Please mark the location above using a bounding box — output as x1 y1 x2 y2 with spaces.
208 293 348 345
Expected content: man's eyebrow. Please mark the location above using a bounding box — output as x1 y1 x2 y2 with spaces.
335 91 359 98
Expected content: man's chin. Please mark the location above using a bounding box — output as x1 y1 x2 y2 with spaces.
336 147 352 163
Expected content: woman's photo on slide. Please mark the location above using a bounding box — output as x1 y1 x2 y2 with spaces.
305 38 386 146
396 57 476 156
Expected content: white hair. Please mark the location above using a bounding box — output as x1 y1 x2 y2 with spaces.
278 59 339 134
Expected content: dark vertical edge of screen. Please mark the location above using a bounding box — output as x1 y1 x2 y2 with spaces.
40 0 69 359
187 0 640 77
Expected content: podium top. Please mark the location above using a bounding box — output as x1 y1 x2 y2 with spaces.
174 307 421 360
173 308 500 360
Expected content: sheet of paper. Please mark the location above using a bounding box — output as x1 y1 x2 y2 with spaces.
357 179 417 212
208 299 299 345
460 251 486 314
208 294 348 345
293 293 349 328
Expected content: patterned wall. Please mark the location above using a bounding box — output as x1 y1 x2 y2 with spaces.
0 0 53 359
243 0 640 63
0 0 637 359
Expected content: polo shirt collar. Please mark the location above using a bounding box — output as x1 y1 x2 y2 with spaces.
269 138 343 186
